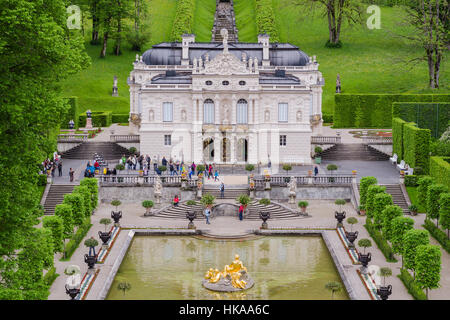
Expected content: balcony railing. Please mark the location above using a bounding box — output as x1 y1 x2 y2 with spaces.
110 135 140 143
311 136 341 144
362 136 392 145
253 174 353 189
57 134 88 142
98 174 196 187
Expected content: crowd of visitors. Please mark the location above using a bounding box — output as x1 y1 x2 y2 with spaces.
41 152 63 178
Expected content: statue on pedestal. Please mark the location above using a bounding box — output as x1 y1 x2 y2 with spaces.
336 74 341 93
288 176 297 204
154 176 162 205
112 75 118 97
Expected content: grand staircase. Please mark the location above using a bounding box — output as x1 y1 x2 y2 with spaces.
61 142 131 160
43 184 75 215
203 187 249 199
320 144 389 161
212 0 238 42
151 199 302 220
357 184 409 214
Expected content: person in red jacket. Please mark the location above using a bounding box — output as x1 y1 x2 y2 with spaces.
173 195 180 207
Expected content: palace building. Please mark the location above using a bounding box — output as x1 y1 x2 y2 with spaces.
128 29 324 165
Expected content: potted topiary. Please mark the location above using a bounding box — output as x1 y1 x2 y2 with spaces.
259 198 271 206
298 200 309 214
196 164 206 175
84 238 99 270
111 199 121 211
335 199 346 213
409 204 418 216
282 164 292 182
377 267 393 300
98 218 112 247
129 147 137 155
314 147 322 164
357 238 372 273
358 204 366 216
345 217 359 248
110 200 122 226
237 194 251 212
186 200 197 206
142 200 154 216
115 164 125 180
200 194 215 210
327 164 338 182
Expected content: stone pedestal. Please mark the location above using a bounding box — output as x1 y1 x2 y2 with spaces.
261 222 268 229
102 243 109 250
265 181 270 190
85 118 93 130
181 180 187 189
114 222 120 228
250 189 255 199
137 176 144 185
112 86 118 97
87 268 96 276
154 194 162 207
188 222 195 229
288 192 296 204
197 188 203 200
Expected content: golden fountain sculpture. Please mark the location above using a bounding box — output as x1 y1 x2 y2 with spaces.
202 254 254 292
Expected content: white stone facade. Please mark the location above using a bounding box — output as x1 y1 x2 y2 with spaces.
128 34 324 166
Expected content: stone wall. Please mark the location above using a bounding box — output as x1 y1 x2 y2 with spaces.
255 185 352 201
368 144 392 156
99 185 195 203
57 142 82 153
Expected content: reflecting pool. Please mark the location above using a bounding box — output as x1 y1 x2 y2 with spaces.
107 235 348 300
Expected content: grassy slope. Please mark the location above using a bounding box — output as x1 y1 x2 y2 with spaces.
406 186 426 213
61 0 178 115
235 0 449 115
234 0 257 42
193 0 216 42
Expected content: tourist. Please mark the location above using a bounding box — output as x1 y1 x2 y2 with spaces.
169 163 175 176
69 168 74 182
138 154 144 170
238 204 244 221
208 164 213 179
314 166 319 177
176 160 180 173
191 162 196 174
214 170 219 181
153 161 158 173
173 195 180 207
94 160 100 171
268 155 271 169
205 207 211 225
146 155 151 168
220 182 225 199
58 160 63 177
51 162 56 178
162 156 168 167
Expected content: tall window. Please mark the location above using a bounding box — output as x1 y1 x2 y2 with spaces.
280 135 287 146
163 102 173 122
203 99 215 124
164 135 172 146
236 99 248 124
278 103 288 122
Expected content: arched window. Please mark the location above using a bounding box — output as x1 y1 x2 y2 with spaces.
203 99 215 124
236 99 248 124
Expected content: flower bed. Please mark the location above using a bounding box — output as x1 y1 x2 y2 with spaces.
75 269 100 300
357 269 381 300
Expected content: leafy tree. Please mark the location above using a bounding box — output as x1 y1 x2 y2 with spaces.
415 244 441 298
381 205 404 240
245 164 255 173
379 267 392 286
325 281 342 299
111 199 121 211
99 218 112 232
391 216 415 267
282 164 292 175
80 178 99 210
403 229 430 277
359 176 377 206
298 201 309 208
400 0 449 88
439 193 450 239
43 216 64 253
236 194 251 207
54 203 74 239
417 176 435 206
365 185 386 218
127 0 150 51
0 0 89 293
373 193 393 229
293 0 364 46
346 217 358 232
427 184 448 226
200 194 216 207
73 185 92 218
63 193 86 226
358 238 372 254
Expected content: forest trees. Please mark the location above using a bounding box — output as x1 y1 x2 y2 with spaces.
0 0 89 298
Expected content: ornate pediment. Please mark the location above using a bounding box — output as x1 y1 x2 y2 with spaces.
201 52 250 75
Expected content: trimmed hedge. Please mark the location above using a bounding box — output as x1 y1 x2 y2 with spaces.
359 176 377 206
393 117 406 161
393 102 450 139
61 97 79 129
112 113 129 124
405 175 420 187
255 0 279 42
78 111 112 128
366 185 386 218
322 114 333 123
403 122 431 173
43 266 59 287
170 0 195 41
397 268 427 300
365 217 397 262
423 218 450 254
334 94 450 128
37 174 47 187
430 157 450 190
63 217 92 260
80 178 99 210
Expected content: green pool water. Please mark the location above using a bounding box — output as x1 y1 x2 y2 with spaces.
106 235 349 300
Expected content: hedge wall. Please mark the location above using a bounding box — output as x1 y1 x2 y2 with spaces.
430 157 450 191
403 123 431 173
255 0 279 42
112 113 129 124
334 94 450 128
170 0 195 41
393 102 450 139
61 97 79 129
79 111 113 128
393 117 406 161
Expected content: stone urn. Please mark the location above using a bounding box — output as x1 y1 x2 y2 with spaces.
345 231 358 249
186 211 196 229
259 211 270 229
84 254 97 270
111 210 122 227
65 285 80 300
98 231 112 249
377 285 393 300
358 252 371 274
335 211 346 228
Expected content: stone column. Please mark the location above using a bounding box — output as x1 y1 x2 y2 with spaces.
230 134 237 163
214 132 221 163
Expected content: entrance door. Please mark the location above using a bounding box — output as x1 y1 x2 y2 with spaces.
222 138 230 163
203 138 214 162
237 138 248 162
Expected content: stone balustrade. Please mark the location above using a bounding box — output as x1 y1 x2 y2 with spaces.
98 174 196 187
361 136 392 144
311 136 342 144
110 135 140 143
254 174 353 189
58 134 89 142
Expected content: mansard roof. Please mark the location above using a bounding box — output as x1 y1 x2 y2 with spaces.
142 42 310 67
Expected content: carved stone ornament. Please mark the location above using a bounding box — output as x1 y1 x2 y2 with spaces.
130 113 141 126
201 52 250 75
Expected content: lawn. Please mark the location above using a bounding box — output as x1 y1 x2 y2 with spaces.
406 186 426 213
61 0 178 115
234 0 450 115
193 0 216 42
